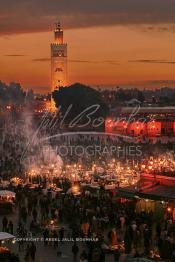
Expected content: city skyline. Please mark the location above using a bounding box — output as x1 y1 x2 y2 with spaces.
1 0 175 93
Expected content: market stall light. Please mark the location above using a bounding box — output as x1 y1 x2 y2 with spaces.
141 164 146 169
167 207 172 212
50 220 54 225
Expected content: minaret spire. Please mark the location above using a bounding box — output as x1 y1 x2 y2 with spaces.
55 22 61 30
50 21 68 109
54 21 63 44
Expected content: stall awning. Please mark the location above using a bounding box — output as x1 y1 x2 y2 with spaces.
118 184 175 202
118 186 137 198
138 184 175 201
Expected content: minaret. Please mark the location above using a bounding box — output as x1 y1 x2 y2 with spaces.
50 22 68 108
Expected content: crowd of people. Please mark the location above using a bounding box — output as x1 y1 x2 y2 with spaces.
0 182 175 261
0 112 175 262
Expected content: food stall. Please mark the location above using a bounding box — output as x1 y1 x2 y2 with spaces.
0 191 16 214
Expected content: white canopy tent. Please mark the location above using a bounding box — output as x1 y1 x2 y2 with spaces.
0 191 16 198
0 232 15 241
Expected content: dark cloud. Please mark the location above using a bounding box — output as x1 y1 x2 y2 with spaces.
69 59 119 65
141 25 175 33
69 59 96 63
32 58 93 63
32 57 119 65
129 59 175 64
0 0 175 35
103 60 120 65
32 58 50 62
4 54 26 57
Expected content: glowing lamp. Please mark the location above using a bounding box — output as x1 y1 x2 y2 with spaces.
167 207 172 212
107 119 112 123
72 184 80 195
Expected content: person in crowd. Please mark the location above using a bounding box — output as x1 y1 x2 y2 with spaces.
8 220 14 234
72 242 79 262
30 242 36 261
59 227 65 244
2 216 8 232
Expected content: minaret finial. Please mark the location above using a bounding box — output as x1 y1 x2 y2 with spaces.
55 22 61 30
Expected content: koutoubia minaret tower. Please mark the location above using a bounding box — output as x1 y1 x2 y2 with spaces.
50 22 68 109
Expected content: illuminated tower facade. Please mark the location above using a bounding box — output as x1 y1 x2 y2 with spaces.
51 23 68 93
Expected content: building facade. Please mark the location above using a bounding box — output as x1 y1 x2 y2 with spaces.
105 107 175 137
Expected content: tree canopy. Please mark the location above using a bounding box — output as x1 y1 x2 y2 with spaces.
52 83 109 130
0 81 25 105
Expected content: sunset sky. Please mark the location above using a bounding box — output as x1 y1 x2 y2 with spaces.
1 0 175 93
